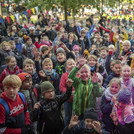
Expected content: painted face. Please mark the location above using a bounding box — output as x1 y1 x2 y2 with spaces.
100 50 108 59
66 60 76 72
2 43 10 51
123 43 130 52
43 89 55 99
110 82 120 94
117 101 127 109
88 58 96 67
22 77 32 90
80 68 90 81
113 64 121 75
57 53 66 63
4 85 19 100
122 67 131 80
43 62 53 71
84 118 94 130
7 57 17 70
23 63 34 75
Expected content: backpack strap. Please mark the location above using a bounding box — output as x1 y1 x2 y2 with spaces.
18 92 25 106
0 98 10 117
33 88 38 100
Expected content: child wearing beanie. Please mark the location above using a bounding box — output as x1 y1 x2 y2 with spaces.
34 80 73 134
63 108 110 134
110 88 134 134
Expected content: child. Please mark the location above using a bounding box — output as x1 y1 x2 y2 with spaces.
23 58 40 85
120 65 134 105
110 89 134 134
68 57 102 119
55 47 67 78
17 72 40 134
101 78 121 132
72 45 80 60
63 108 110 134
0 75 32 133
60 58 76 126
0 56 22 90
34 80 73 134
103 60 122 88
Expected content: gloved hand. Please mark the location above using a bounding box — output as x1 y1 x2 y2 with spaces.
5 117 17 128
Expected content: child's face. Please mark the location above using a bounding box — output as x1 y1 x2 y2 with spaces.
22 78 32 90
91 45 96 50
43 89 55 100
26 39 32 46
97 78 102 87
74 50 79 55
23 63 34 75
117 101 127 109
100 50 108 59
43 62 53 71
113 64 121 75
88 58 97 67
66 60 76 72
123 43 130 52
110 82 120 94
122 67 131 80
2 43 10 51
7 57 17 69
84 118 94 130
42 36 49 42
57 53 66 63
80 68 90 81
11 43 16 50
4 85 19 100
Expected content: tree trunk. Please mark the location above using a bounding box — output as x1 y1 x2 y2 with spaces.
63 0 68 22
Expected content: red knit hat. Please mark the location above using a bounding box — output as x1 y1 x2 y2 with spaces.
17 73 32 82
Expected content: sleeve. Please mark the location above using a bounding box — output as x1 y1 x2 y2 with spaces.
35 61 43 79
34 41 42 49
103 75 112 88
0 104 21 134
100 25 111 33
60 73 67 93
0 71 6 90
86 25 95 38
100 95 113 114
68 67 79 88
93 82 103 97
54 73 60 95
24 99 30 125
105 54 112 75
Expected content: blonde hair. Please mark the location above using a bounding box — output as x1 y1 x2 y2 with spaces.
108 44 115 50
3 75 22 88
123 40 131 47
42 58 53 66
5 56 16 64
87 55 97 61
8 40 15 45
79 64 91 73
65 58 76 67
122 65 131 72
68 32 78 41
1 41 11 48
109 78 121 88
23 58 34 68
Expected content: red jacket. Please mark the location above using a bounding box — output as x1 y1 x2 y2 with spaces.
0 92 30 134
0 66 22 91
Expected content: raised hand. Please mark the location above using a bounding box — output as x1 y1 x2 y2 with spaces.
34 102 41 109
92 121 102 134
77 57 87 69
66 79 74 88
91 73 98 83
33 47 40 60
39 70 46 78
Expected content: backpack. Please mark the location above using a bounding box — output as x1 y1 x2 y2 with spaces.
0 92 25 117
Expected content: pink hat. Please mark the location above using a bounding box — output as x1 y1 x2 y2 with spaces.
73 45 79 51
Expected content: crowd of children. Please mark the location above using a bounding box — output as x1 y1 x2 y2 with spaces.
0 8 134 134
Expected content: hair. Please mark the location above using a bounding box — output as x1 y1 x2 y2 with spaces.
3 75 22 88
1 41 10 48
122 64 131 71
65 58 76 67
109 78 121 88
79 64 91 73
87 55 98 61
68 32 78 41
42 58 53 67
8 40 15 45
23 58 34 68
112 60 122 66
108 44 115 50
5 56 16 64
99 46 108 52
123 40 131 47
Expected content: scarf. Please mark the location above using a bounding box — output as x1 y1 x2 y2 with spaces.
43 69 55 76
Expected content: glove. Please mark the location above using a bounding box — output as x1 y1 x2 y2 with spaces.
5 117 17 128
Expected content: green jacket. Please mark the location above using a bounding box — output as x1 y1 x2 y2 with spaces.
68 67 102 116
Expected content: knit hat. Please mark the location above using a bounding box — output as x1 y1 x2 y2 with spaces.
17 73 32 82
73 45 79 51
117 88 131 104
40 45 49 52
56 47 66 55
84 108 98 121
41 81 55 94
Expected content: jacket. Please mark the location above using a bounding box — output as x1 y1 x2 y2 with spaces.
68 67 102 116
37 86 72 134
0 92 30 134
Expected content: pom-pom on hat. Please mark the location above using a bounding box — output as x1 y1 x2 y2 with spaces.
56 47 66 55
17 73 32 82
84 108 98 120
117 88 131 104
41 81 55 94
73 45 79 51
